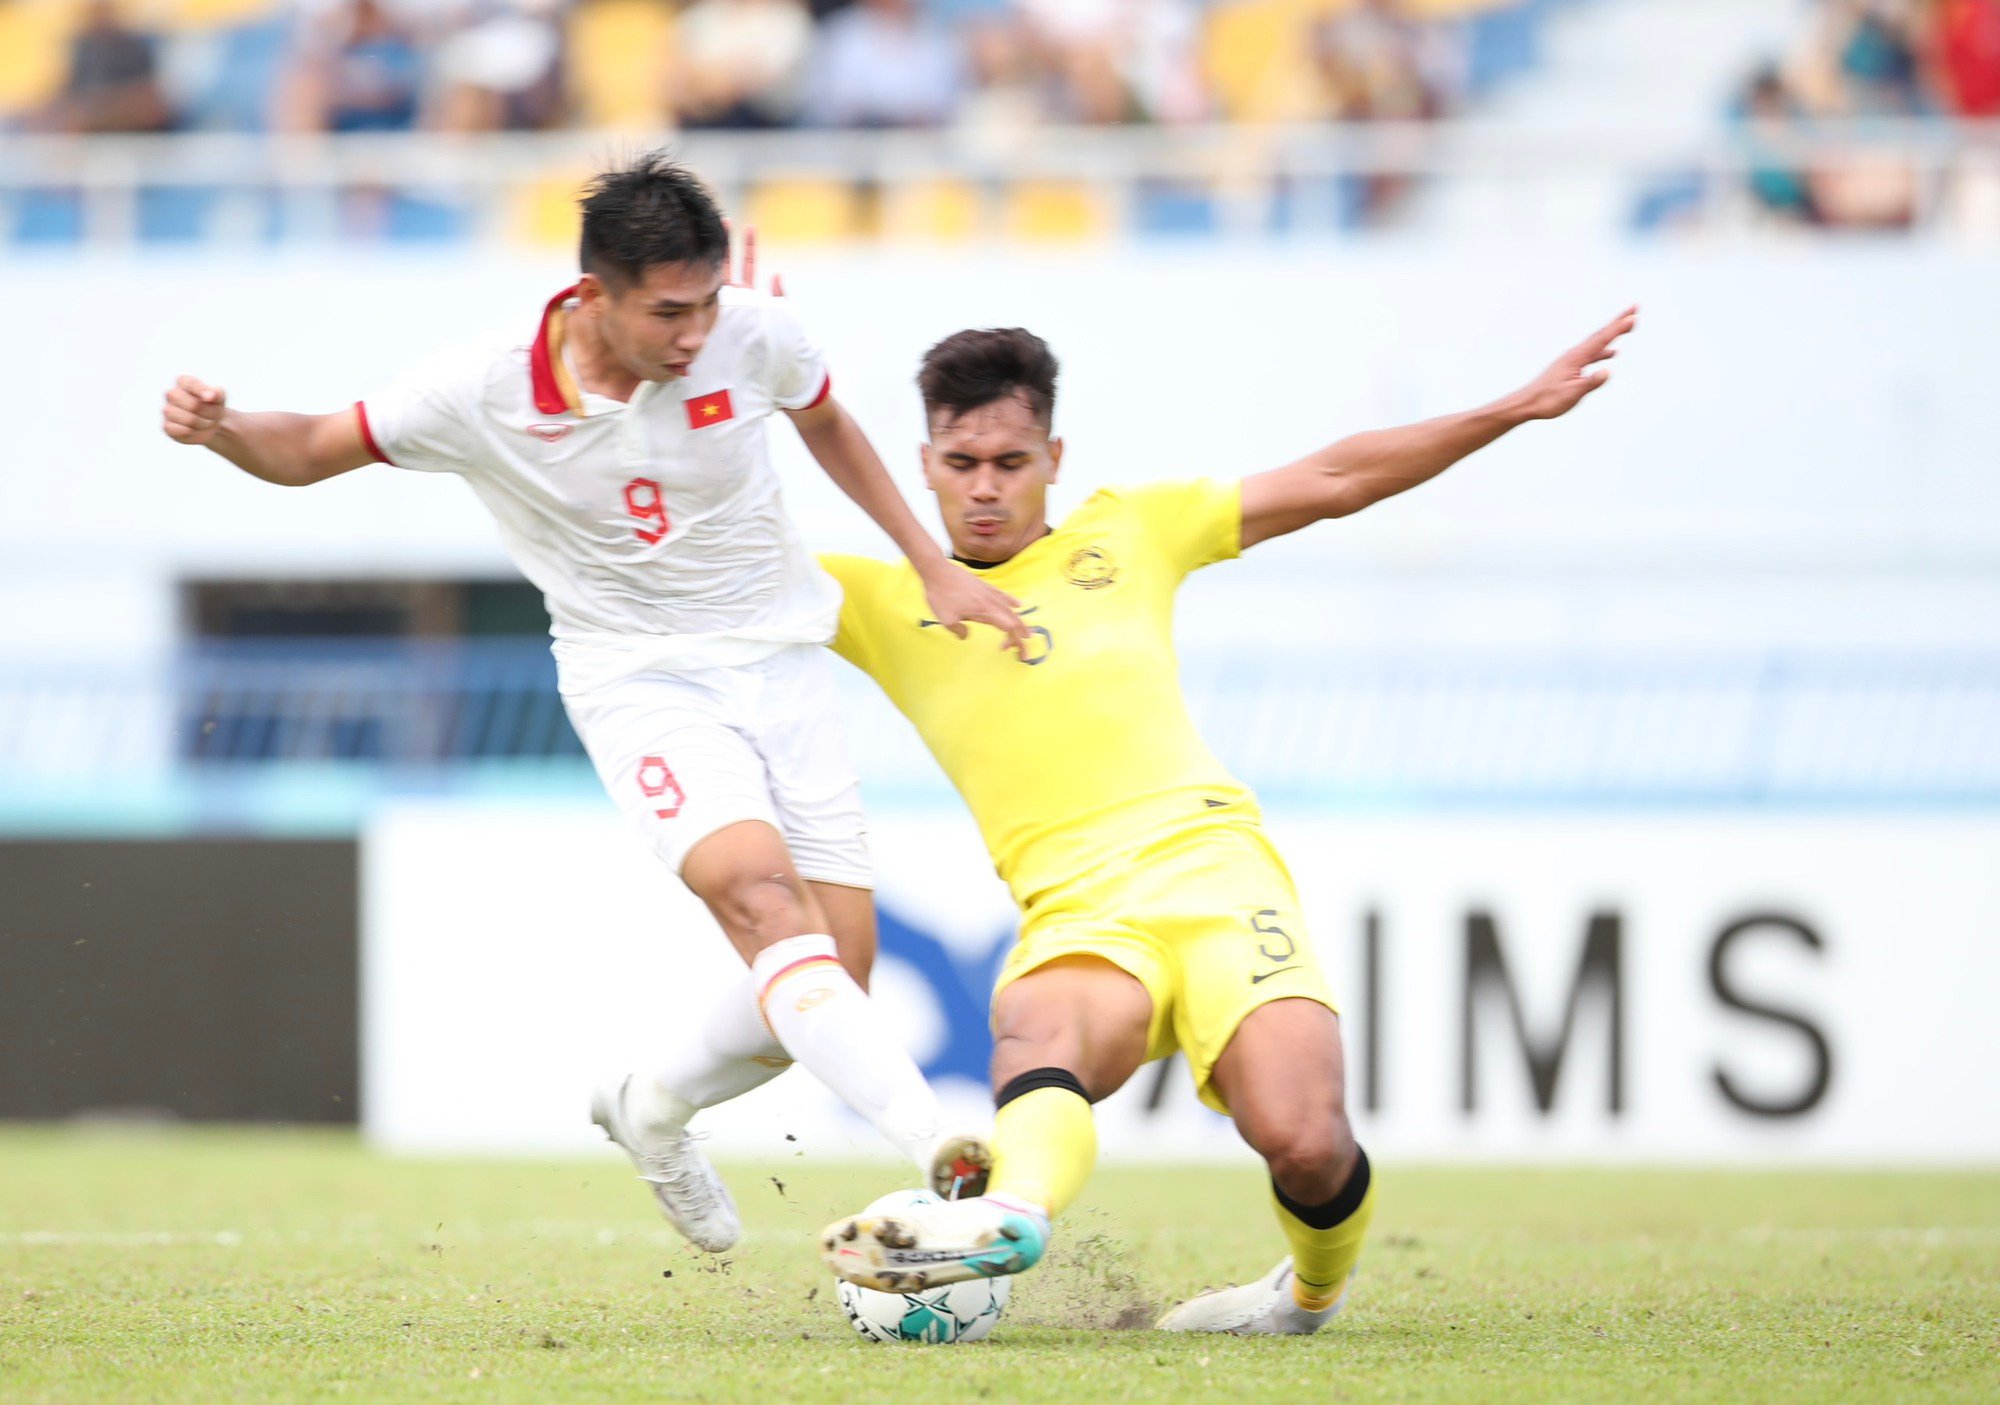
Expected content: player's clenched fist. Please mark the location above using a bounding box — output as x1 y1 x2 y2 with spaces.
162 375 227 445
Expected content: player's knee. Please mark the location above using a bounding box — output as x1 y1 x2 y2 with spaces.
706 872 811 946
1257 1108 1357 1204
990 1027 1086 1091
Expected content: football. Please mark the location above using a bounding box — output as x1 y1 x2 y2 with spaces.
834 1190 1012 1344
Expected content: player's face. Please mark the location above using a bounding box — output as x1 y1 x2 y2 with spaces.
586 261 726 382
921 393 1062 564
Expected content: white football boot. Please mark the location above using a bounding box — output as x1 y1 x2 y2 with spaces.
590 1076 740 1253
1156 1258 1350 1335
925 1130 993 1201
821 1193 1048 1292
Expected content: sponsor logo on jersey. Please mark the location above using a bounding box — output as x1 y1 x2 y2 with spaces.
685 388 735 428
1251 966 1302 985
526 422 573 443
1064 546 1118 589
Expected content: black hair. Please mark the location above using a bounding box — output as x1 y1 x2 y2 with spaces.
578 151 729 291
917 328 1059 430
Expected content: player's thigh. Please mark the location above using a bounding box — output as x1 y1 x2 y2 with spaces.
752 647 871 890
991 957 1154 1101
1157 828 1343 1116
679 819 829 953
992 946 1161 1102
565 675 782 879
1207 997 1351 1166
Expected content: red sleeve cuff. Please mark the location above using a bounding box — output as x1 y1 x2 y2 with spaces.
801 372 831 411
353 401 394 466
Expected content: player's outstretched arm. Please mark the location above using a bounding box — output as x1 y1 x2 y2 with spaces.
1238 306 1637 550
161 375 376 487
787 395 1031 656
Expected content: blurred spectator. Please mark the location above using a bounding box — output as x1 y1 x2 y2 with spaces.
1753 0 1945 229
276 0 426 134
1309 0 1450 222
1015 0 1207 125
435 0 568 132
1018 0 1139 123
670 0 813 129
38 0 173 134
1792 0 1932 114
1936 0 2000 116
1735 64 1822 226
956 13 1051 146
803 0 962 128
1312 0 1447 122
1839 0 1932 114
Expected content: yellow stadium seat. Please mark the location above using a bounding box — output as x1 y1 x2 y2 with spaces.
567 0 674 130
156 0 278 33
1202 0 1357 123
879 178 983 244
1001 181 1111 245
0 0 84 118
1404 0 1509 16
743 177 865 244
507 169 591 250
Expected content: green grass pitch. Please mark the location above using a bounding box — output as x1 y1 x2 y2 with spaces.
1 1128 1995 1403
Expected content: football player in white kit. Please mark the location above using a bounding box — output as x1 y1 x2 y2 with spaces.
159 153 1025 1253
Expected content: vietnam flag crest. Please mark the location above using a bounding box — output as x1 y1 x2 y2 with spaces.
686 388 734 429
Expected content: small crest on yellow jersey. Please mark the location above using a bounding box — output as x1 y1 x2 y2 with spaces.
1064 546 1118 590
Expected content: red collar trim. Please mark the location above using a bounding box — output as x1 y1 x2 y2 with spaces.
528 284 582 416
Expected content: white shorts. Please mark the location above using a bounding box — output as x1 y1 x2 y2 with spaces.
562 644 871 888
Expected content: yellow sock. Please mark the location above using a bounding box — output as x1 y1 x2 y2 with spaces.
1272 1147 1376 1312
987 1084 1097 1219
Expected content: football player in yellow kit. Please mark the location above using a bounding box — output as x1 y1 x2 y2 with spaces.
818 308 1636 1333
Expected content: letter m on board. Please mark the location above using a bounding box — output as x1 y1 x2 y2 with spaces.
1460 909 1624 1116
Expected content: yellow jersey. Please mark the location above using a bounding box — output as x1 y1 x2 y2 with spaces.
822 478 1255 905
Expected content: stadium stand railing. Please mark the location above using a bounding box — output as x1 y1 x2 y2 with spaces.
6 121 1999 246
3 641 1997 823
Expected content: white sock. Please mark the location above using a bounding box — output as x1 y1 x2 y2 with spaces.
627 971 793 1140
750 933 946 1169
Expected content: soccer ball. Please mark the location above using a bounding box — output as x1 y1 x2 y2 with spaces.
833 1189 1011 1344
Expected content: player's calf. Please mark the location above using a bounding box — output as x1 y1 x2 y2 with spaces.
1208 998 1378 1325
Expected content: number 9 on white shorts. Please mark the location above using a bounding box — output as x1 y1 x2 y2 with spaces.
563 644 871 888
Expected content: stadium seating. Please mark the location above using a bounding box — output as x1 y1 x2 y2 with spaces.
0 0 1575 247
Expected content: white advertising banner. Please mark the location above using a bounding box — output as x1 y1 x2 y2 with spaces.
362 804 2000 1163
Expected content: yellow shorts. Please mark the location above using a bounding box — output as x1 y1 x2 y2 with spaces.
993 818 1339 1114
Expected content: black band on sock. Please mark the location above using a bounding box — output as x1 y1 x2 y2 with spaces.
995 1066 1090 1110
1273 1145 1371 1231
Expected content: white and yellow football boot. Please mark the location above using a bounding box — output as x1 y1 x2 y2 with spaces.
821 1192 1048 1292
1156 1258 1350 1335
589 1076 740 1253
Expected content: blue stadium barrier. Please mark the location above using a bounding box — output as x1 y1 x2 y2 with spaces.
3 642 1997 818
9 189 85 244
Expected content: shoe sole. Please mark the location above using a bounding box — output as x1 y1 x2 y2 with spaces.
928 1132 994 1201
820 1212 1041 1292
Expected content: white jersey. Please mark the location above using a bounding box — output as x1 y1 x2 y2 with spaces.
357 284 842 694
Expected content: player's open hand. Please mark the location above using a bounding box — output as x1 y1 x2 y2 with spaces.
1512 306 1637 421
919 562 1032 656
162 375 228 445
721 220 784 298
